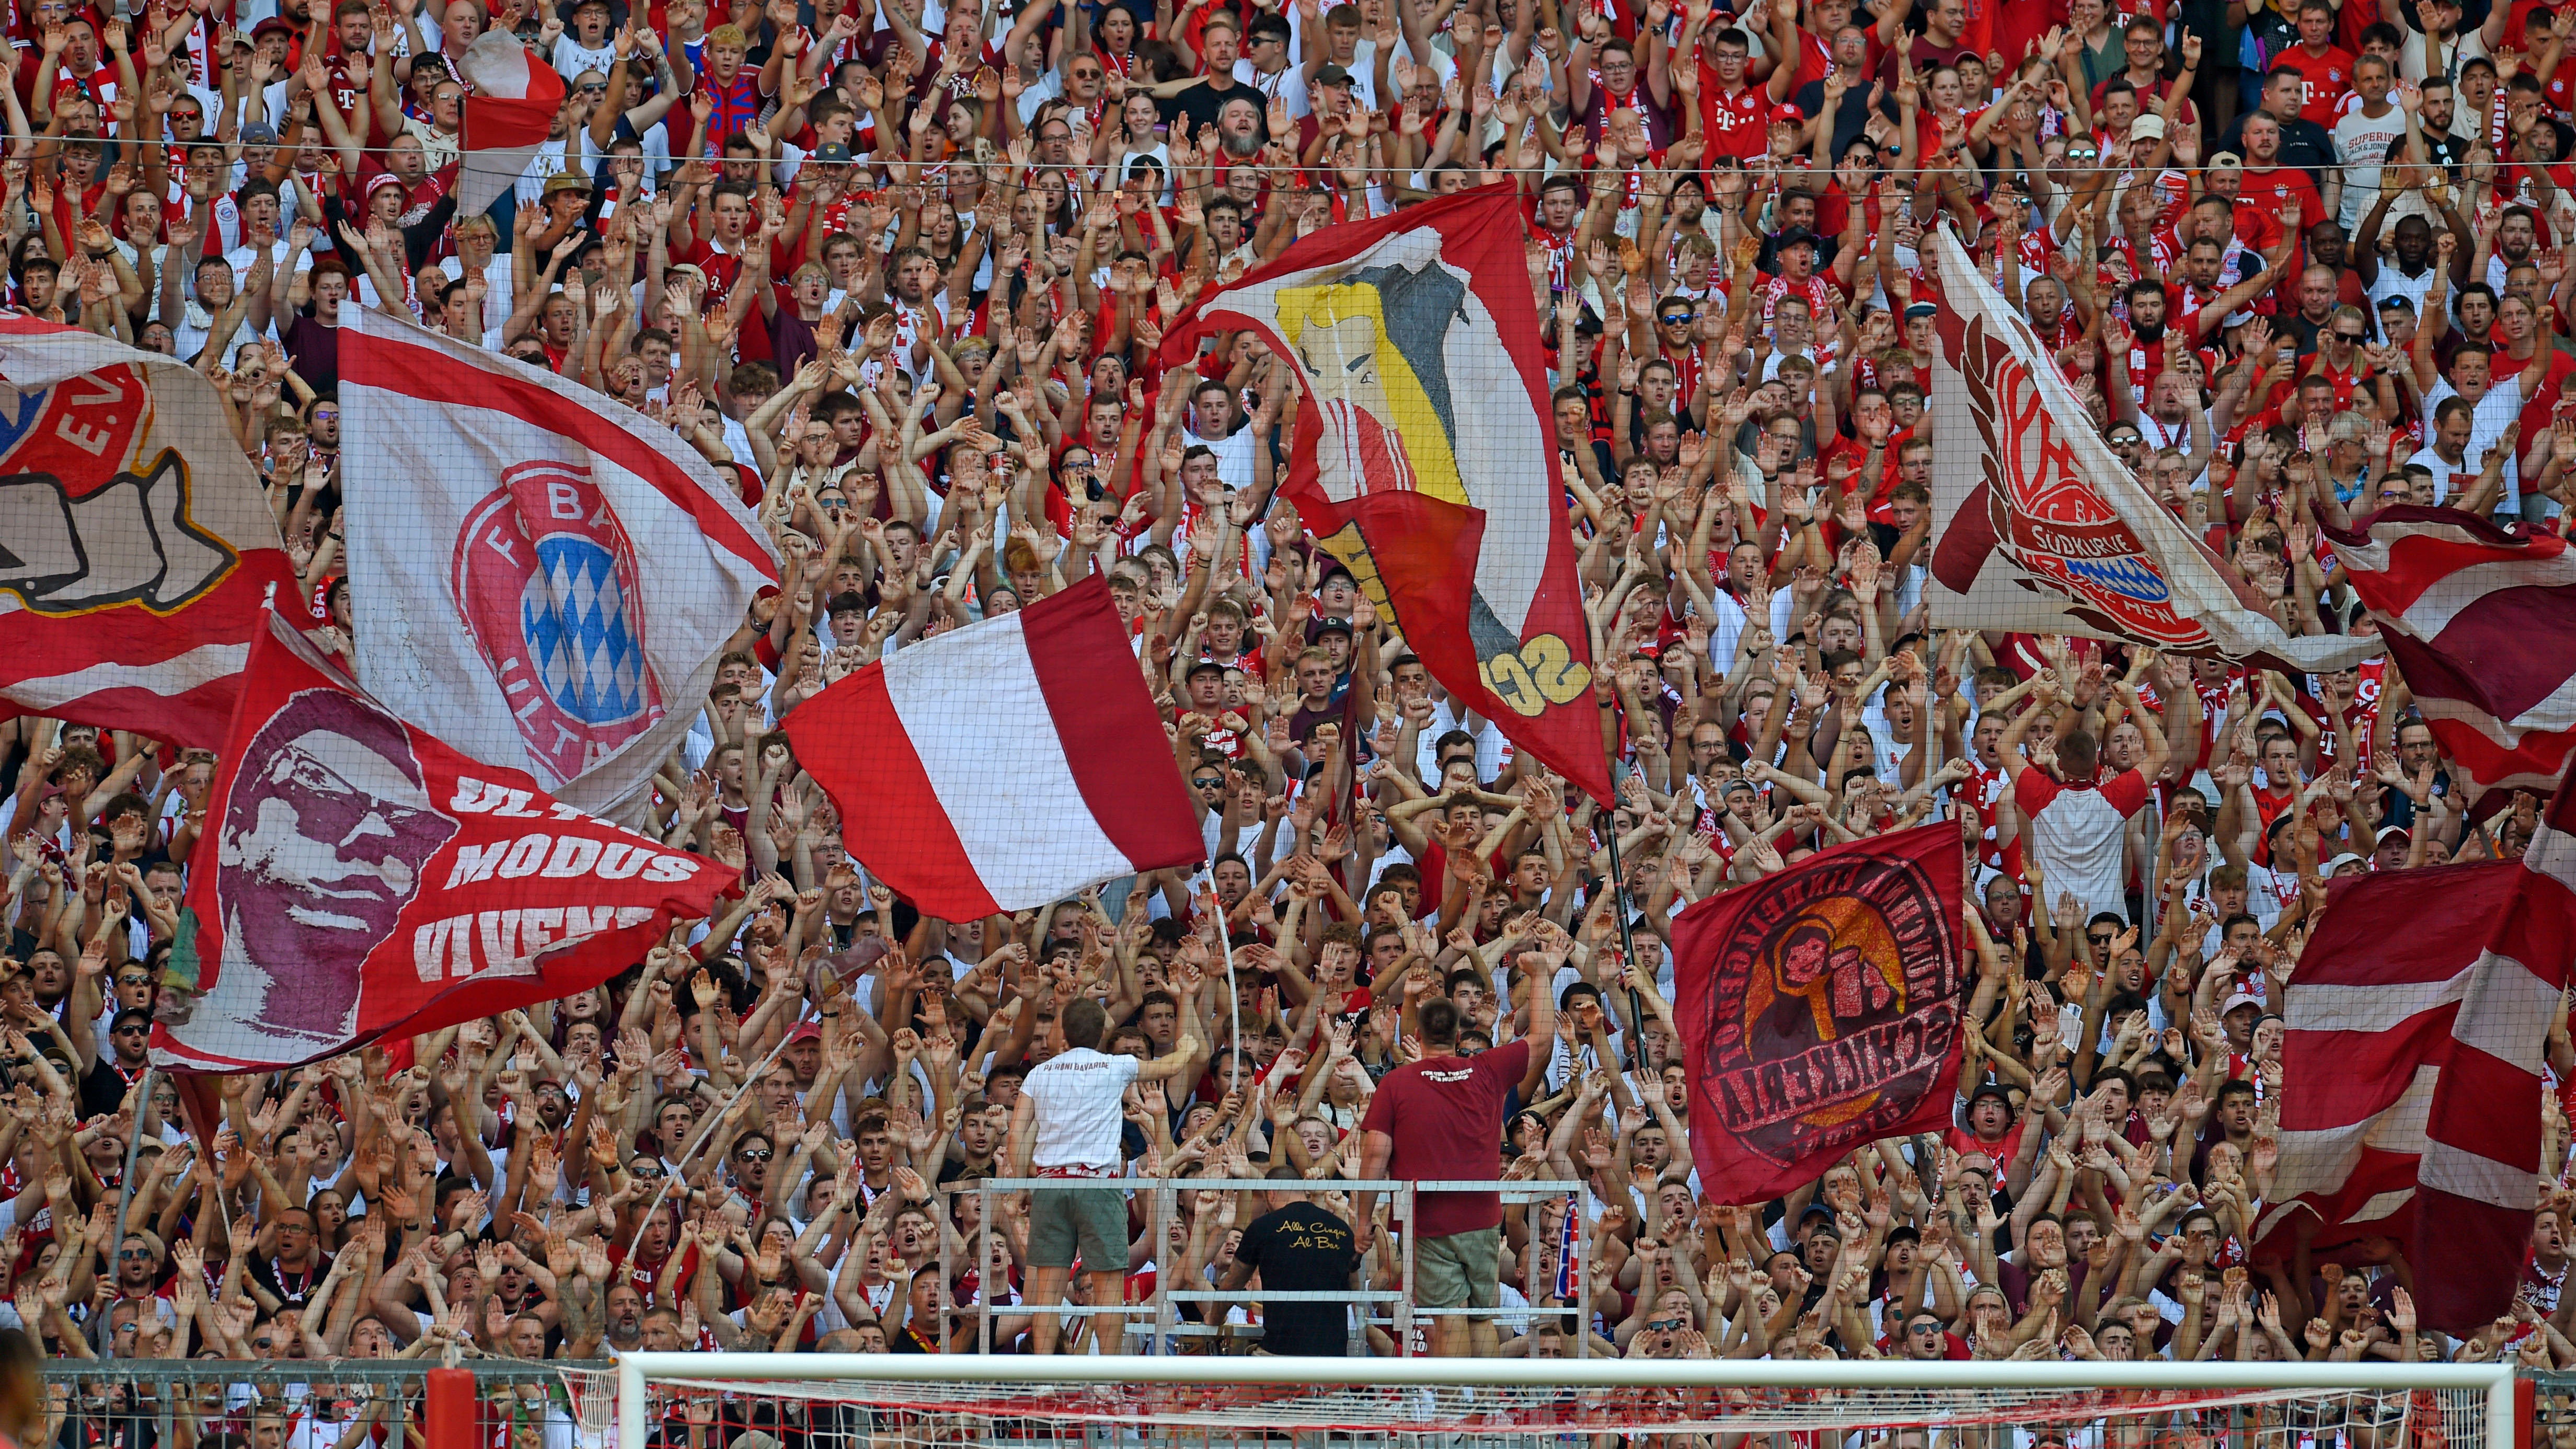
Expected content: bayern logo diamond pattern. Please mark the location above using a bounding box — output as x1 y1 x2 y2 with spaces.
521 535 648 725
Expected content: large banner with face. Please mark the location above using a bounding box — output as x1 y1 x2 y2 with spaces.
1919 229 2375 672
152 613 733 1074
1671 824 1970 1205
1160 185 1612 801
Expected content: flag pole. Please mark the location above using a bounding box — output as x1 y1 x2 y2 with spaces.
109 1066 156 1264
1595 785 1646 1073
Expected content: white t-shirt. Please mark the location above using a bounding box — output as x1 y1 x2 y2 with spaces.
1021 1046 1138 1169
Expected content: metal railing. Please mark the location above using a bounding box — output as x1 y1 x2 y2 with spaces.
955 1177 1588 1356
39 1359 603 1449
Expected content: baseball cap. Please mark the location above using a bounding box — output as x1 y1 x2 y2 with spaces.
1773 101 1805 123
2375 824 2411 844
785 1021 823 1044
2132 113 2166 140
543 171 593 196
241 120 279 145
2222 990 2264 1016
2207 150 2245 169
1314 62 1354 87
1904 301 1937 319
1314 616 1354 638
811 141 853 164
1968 1082 2014 1109
2324 852 2370 875
1774 224 1820 251
251 17 296 40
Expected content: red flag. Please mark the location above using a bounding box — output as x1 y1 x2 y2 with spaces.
454 32 569 223
1671 825 1970 1204
1159 186 1611 802
0 320 294 746
2259 764 2575 1333
2324 505 2576 796
151 612 732 1074
785 576 1203 920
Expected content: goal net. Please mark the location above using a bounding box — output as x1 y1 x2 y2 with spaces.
566 1355 2518 1449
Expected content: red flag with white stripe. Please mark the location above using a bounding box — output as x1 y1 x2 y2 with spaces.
2324 505 2576 795
783 576 1203 919
454 31 567 224
2259 764 2576 1332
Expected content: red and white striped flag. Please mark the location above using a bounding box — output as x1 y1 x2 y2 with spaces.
2324 505 2576 795
782 576 1204 920
454 31 568 225
2259 762 2575 1332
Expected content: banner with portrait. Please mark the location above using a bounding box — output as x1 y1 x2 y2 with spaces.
1160 185 1612 801
1671 824 1970 1205
1919 229 2374 672
152 611 733 1074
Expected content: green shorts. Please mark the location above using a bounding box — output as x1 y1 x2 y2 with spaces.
1413 1226 1500 1312
1027 1183 1130 1271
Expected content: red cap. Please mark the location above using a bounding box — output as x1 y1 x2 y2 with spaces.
1773 102 1805 123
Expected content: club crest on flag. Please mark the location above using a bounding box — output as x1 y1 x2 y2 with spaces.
1948 309 2200 646
211 686 460 1053
448 461 664 784
1699 854 1962 1169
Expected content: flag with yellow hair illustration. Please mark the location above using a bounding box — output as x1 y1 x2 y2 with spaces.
1160 186 1611 801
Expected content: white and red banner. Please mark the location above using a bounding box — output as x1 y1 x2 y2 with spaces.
152 611 732 1074
340 308 777 822
1920 231 2373 671
454 31 568 223
2325 505 2576 795
784 576 1202 920
1159 186 1612 801
0 320 293 745
2258 766 2575 1332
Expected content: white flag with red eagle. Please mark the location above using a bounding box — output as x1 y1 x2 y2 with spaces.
337 308 777 823
454 30 568 224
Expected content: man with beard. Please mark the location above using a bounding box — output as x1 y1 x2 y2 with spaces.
1152 13 1266 139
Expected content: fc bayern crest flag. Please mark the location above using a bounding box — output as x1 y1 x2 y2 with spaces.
0 320 293 745
339 309 778 821
152 611 733 1074
1919 230 2373 672
1159 185 1611 802
1671 824 1970 1204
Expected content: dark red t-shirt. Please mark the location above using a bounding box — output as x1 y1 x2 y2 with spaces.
1360 1038 1529 1237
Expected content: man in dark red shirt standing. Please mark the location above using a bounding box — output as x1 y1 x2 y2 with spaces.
1354 979 1553 1356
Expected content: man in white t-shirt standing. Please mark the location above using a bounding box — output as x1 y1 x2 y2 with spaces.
1007 989 1204 1353
1999 675 2169 926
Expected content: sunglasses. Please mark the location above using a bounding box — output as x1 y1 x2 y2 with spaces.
737 1147 773 1162
1191 777 1224 789
1659 313 1693 324
2333 330 2365 341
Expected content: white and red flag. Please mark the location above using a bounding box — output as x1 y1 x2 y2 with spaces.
454 30 569 225
783 576 1203 920
2258 761 2576 1332
2324 505 2576 795
152 611 732 1074
0 320 293 745
339 308 777 821
1921 231 2374 671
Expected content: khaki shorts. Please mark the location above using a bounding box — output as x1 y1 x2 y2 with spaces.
1028 1182 1130 1271
1413 1226 1500 1312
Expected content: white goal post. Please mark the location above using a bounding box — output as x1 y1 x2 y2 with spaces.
603 1352 2521 1449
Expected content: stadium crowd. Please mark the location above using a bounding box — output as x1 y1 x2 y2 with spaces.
0 0 2572 1399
